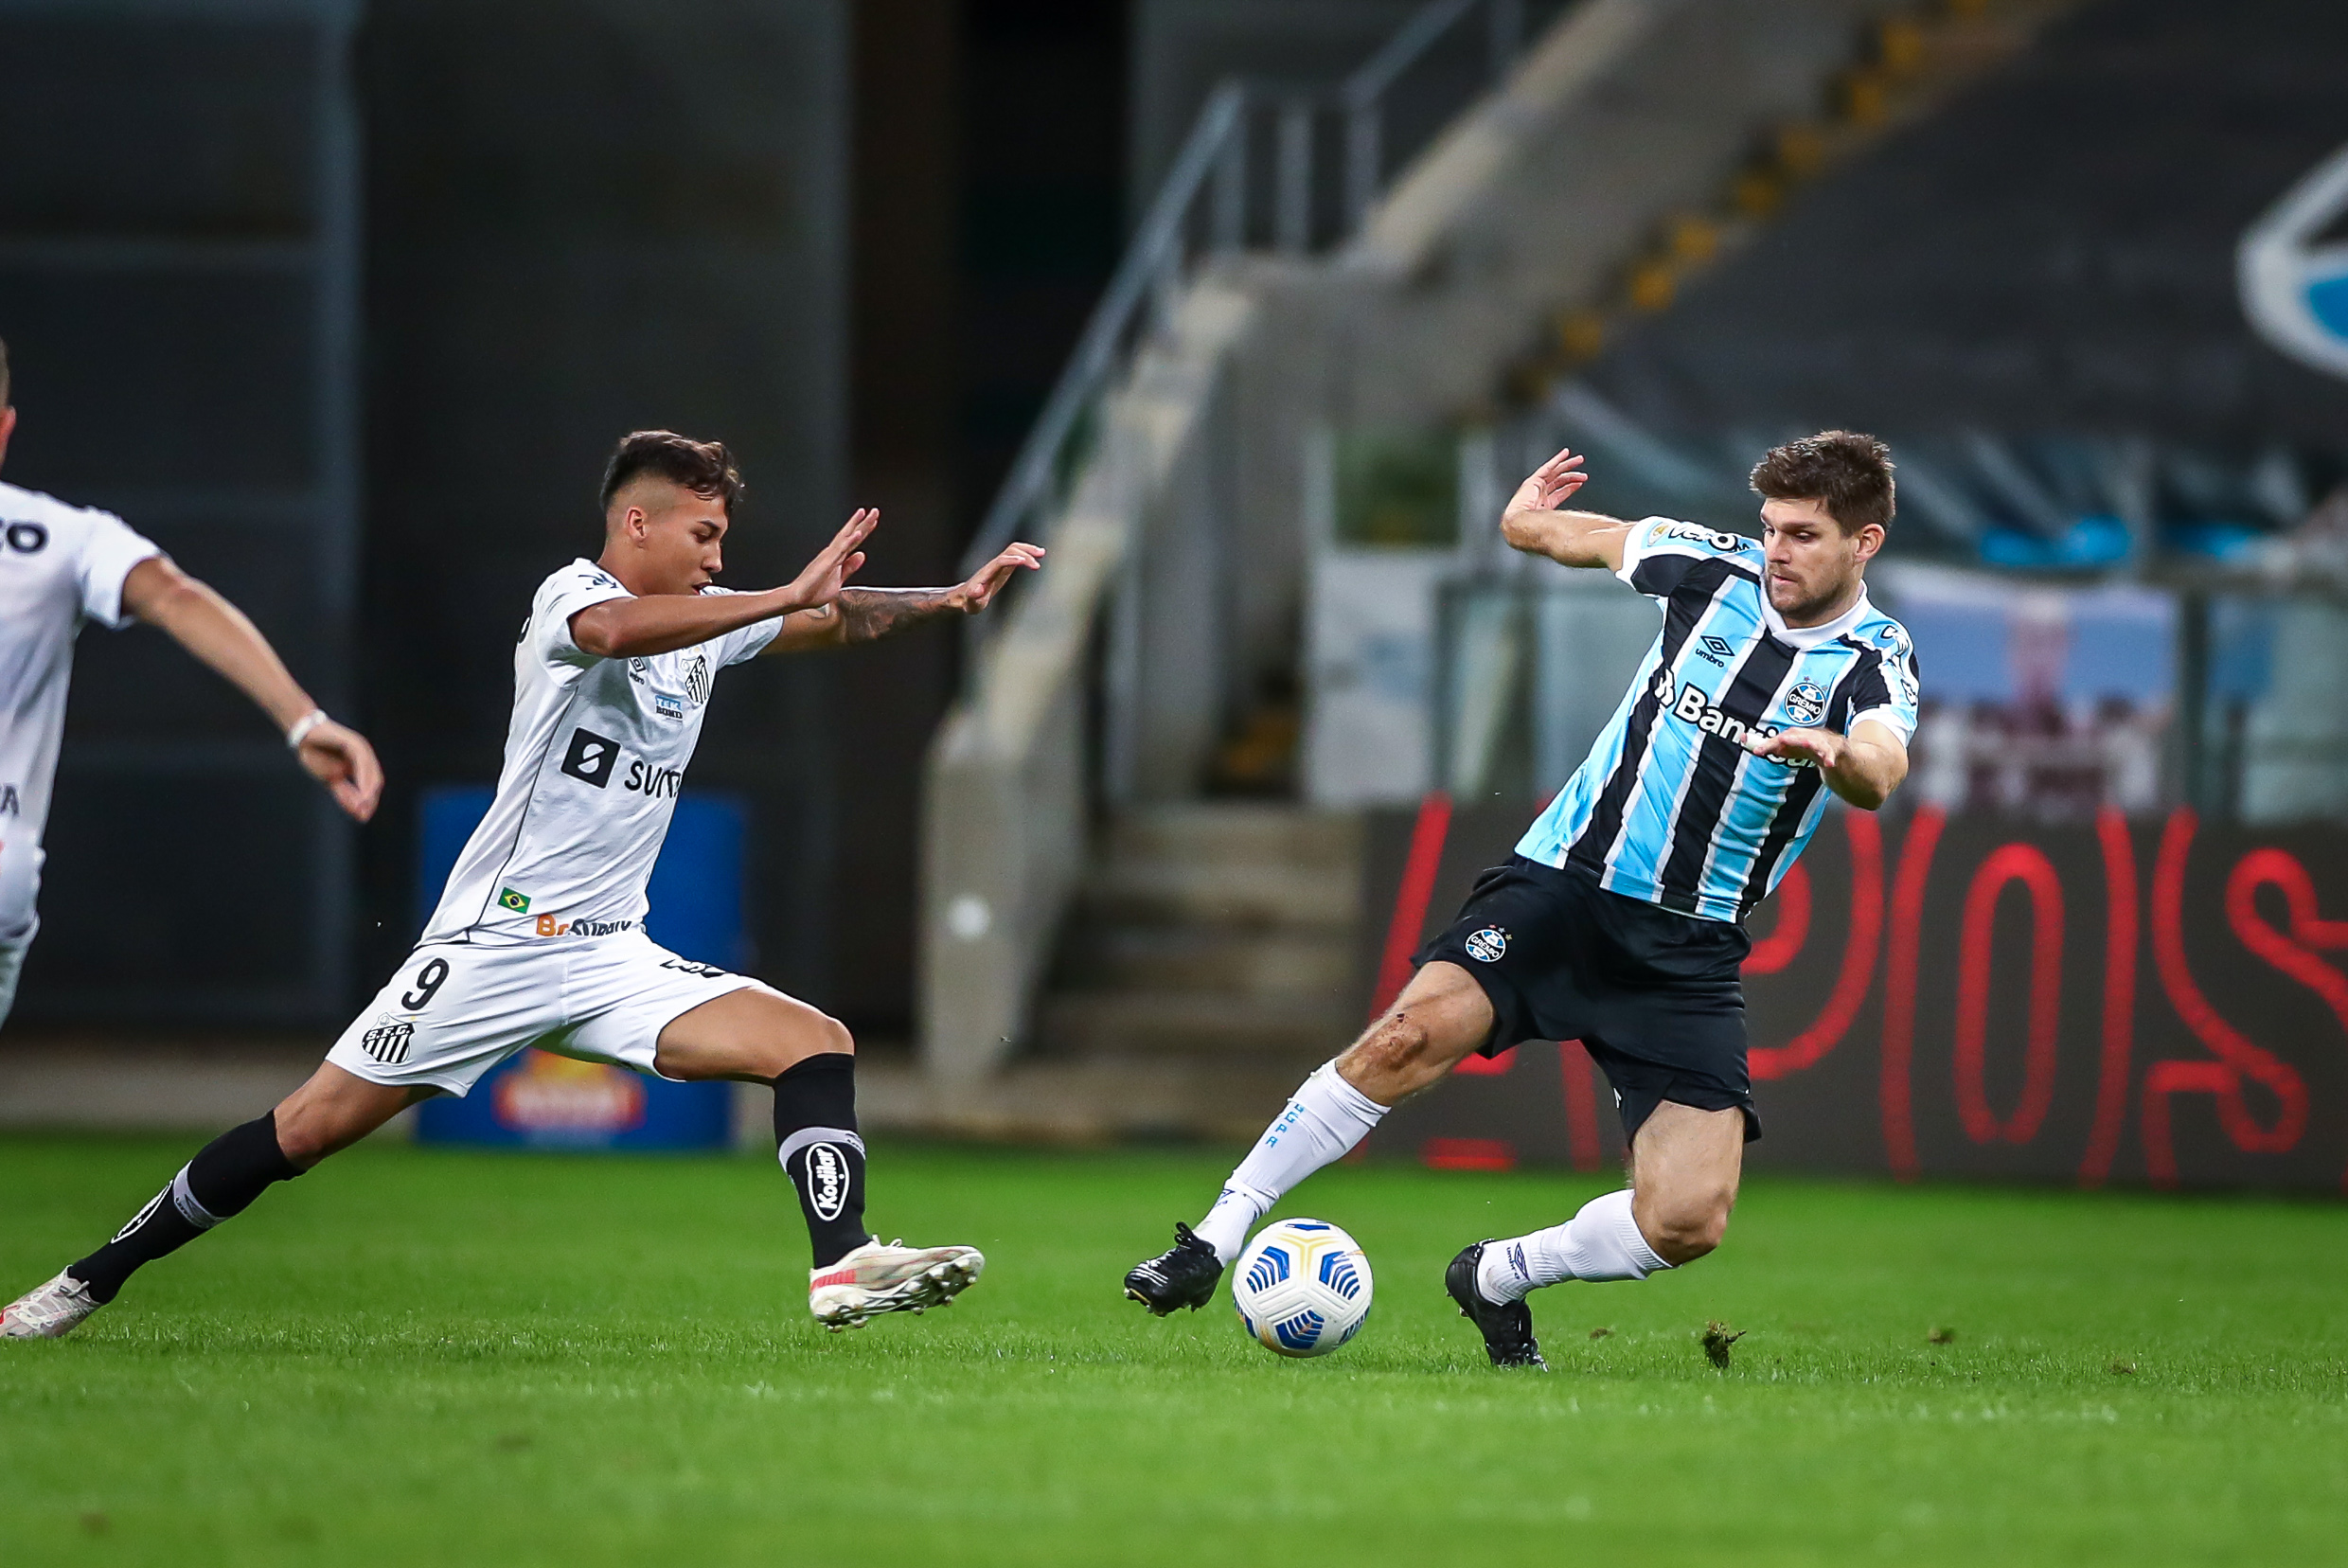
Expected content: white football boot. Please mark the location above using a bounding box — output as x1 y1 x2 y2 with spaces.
809 1238 985 1330
1 1272 103 1340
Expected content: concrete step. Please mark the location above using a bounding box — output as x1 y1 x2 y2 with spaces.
1076 859 1357 930
1031 804 1367 1078
1054 921 1357 999
1101 803 1361 874
1039 989 1355 1062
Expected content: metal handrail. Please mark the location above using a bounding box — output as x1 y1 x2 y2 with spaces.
959 81 1246 581
958 0 1540 588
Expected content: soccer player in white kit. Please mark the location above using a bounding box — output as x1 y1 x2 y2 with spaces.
4 429 1043 1340
0 336 384 1029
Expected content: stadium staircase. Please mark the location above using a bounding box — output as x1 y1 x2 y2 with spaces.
899 0 2082 1141
1037 806 1361 1089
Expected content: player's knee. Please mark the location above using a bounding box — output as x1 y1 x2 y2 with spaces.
813 1013 855 1058
1339 1015 1436 1089
756 1010 853 1078
1343 1008 1446 1098
270 1105 347 1168
1638 1185 1734 1265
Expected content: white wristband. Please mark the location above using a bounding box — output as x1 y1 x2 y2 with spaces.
285 709 329 751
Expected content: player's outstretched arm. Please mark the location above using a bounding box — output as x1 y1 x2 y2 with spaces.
1747 719 1909 811
761 541 1046 653
120 557 383 822
571 508 880 659
1499 446 1634 570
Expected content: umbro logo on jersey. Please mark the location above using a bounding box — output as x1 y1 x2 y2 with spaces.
1695 634 1734 667
560 726 621 788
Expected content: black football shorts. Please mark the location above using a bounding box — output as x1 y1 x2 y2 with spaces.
1416 856 1760 1144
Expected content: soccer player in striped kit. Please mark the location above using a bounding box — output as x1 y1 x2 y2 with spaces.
1126 433 1919 1368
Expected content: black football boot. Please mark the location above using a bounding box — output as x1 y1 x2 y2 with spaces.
1123 1221 1224 1315
1446 1240 1548 1369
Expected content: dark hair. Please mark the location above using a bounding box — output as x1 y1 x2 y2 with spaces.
1749 430 1894 533
598 430 743 515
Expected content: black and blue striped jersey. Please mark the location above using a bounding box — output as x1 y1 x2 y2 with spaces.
1516 518 1919 924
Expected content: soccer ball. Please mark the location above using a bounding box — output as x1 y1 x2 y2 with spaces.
1231 1218 1374 1358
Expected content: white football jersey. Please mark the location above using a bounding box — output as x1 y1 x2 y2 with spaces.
0 481 163 848
419 560 782 946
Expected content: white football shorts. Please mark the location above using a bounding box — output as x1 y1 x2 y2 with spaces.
325 929 770 1096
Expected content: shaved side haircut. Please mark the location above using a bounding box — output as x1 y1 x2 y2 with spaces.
598 430 744 516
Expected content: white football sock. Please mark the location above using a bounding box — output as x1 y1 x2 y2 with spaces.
1475 1187 1671 1303
1193 1061 1388 1264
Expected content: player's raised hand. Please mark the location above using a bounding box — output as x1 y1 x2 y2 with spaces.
295 718 385 823
950 542 1046 614
1750 722 1908 810
1498 447 1626 568
1746 727 1840 770
784 508 877 611
1505 446 1590 522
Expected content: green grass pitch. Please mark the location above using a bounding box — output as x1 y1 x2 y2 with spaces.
3 1135 2345 1566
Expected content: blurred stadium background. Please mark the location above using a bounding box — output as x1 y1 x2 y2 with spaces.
8 0 2347 1193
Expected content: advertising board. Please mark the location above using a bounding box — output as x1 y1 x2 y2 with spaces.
1367 798 2348 1191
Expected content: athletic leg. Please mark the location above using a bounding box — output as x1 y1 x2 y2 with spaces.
654 987 869 1264
1475 1099 1744 1297
1205 960 1495 1255
1123 961 1494 1314
652 987 983 1329
1627 1100 1744 1262
4 1065 426 1338
1444 1100 1739 1369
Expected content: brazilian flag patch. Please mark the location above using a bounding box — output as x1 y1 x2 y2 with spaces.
498 887 531 914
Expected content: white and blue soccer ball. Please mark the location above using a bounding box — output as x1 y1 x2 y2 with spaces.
1232 1218 1374 1358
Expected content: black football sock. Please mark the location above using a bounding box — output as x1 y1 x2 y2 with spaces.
773 1052 870 1269
69 1113 304 1304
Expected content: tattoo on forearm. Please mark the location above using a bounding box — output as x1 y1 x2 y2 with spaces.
837 587 962 643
